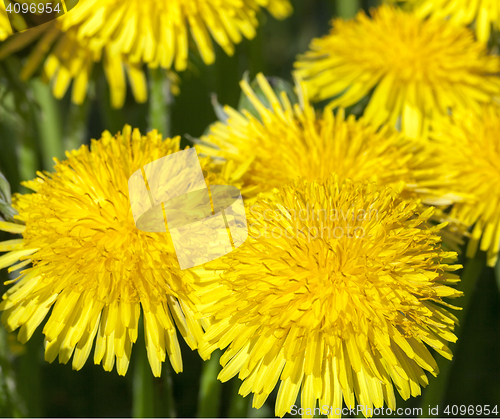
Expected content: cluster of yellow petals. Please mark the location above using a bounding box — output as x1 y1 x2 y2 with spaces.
294 6 500 139
12 0 291 108
0 126 233 376
195 176 462 417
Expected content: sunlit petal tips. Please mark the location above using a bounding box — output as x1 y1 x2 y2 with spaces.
0 126 231 376
294 6 500 139
195 176 462 418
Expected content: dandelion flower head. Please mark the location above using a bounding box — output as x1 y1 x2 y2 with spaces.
0 126 231 376
196 176 462 417
199 73 459 206
294 6 500 138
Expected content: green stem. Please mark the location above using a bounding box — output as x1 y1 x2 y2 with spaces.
132 326 156 418
228 378 249 417
336 0 361 19
148 68 172 138
63 98 91 152
197 350 222 417
17 333 43 416
247 15 265 79
420 251 485 412
30 79 64 171
159 362 176 418
213 42 241 108
0 59 40 191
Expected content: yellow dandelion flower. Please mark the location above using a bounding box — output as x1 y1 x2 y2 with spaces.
401 0 500 43
294 6 500 139
10 0 292 108
430 104 500 267
195 176 462 417
20 26 152 109
0 10 12 41
198 73 459 206
0 126 230 376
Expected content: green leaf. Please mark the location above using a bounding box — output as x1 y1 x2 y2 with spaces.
0 172 18 222
0 172 12 204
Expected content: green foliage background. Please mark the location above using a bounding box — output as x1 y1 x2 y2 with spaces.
0 0 499 417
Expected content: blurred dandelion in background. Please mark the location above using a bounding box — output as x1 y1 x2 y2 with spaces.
0 0 292 108
400 0 500 43
294 6 500 139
